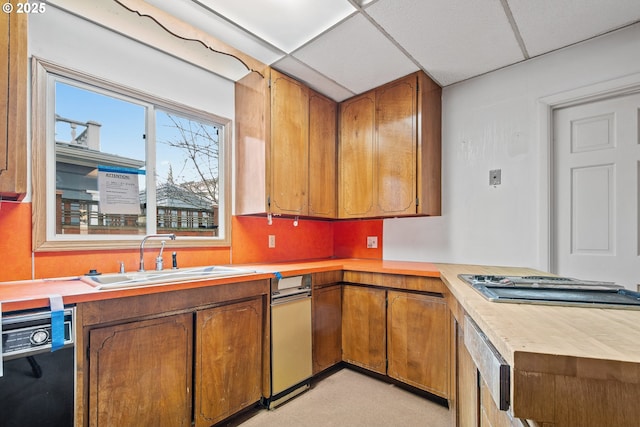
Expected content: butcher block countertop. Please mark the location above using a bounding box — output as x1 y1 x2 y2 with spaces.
437 263 640 426
437 263 640 366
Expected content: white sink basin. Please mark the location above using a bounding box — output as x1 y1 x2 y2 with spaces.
81 266 258 290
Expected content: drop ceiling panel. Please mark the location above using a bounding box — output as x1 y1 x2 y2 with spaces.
293 13 419 95
144 0 284 65
68 0 640 93
367 0 525 85
273 56 356 101
508 0 640 57
197 0 356 53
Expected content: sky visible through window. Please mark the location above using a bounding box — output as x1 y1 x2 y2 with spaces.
54 82 220 192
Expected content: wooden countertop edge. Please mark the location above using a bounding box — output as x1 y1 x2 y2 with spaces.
512 350 640 384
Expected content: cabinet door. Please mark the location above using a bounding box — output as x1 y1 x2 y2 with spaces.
479 377 514 427
376 76 417 215
312 284 342 374
308 90 337 218
270 69 309 215
0 4 27 199
194 298 263 427
387 291 450 398
341 285 386 374
456 320 480 427
338 92 376 218
88 314 193 427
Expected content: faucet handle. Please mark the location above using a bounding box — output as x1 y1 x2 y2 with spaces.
155 256 164 271
155 241 166 271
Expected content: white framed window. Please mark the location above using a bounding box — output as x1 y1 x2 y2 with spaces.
32 58 231 251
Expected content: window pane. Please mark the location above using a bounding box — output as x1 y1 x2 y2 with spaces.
155 110 221 237
55 81 147 236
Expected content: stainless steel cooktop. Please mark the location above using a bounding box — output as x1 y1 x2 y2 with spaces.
458 274 640 309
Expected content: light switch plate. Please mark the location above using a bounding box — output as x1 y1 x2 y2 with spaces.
490 169 501 186
367 236 378 249
268 235 276 248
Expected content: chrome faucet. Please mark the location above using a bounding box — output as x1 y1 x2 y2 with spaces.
139 234 176 272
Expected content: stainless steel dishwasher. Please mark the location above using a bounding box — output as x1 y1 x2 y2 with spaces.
267 274 312 408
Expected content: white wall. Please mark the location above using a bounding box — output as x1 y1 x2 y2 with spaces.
384 23 640 271
28 6 235 126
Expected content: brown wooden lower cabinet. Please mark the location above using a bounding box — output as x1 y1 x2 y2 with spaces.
341 285 387 374
88 313 193 427
312 284 342 374
341 284 450 398
82 284 267 427
387 290 450 397
453 316 528 427
479 377 514 427
194 298 263 426
455 319 480 427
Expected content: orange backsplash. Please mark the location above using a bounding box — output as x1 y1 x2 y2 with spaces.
0 201 383 281
0 201 32 281
334 219 383 259
231 215 335 264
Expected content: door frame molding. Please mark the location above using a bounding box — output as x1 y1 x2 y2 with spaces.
537 73 640 273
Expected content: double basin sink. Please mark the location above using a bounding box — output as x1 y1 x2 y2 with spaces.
81 266 259 290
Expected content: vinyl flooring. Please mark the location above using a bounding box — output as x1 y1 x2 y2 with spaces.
224 367 451 427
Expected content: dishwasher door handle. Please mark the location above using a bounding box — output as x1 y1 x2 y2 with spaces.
271 291 311 305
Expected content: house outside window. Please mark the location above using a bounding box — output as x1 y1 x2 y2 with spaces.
32 58 231 250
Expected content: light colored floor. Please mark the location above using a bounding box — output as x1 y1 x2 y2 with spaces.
227 368 451 427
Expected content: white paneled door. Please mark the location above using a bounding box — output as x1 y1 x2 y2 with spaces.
553 93 640 288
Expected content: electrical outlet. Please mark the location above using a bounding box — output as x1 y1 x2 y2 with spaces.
367 236 378 249
268 235 276 248
490 169 501 186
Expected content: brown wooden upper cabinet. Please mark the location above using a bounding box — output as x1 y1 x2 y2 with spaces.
0 5 28 200
235 68 337 218
338 71 441 218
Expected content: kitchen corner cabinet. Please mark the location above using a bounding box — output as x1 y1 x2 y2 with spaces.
235 68 337 218
341 282 450 398
0 3 28 200
341 285 387 374
338 71 441 218
308 91 338 217
312 271 343 374
79 280 268 427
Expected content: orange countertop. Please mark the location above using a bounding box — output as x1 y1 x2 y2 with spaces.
5 258 639 366
0 272 275 312
0 258 440 312
246 258 441 277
